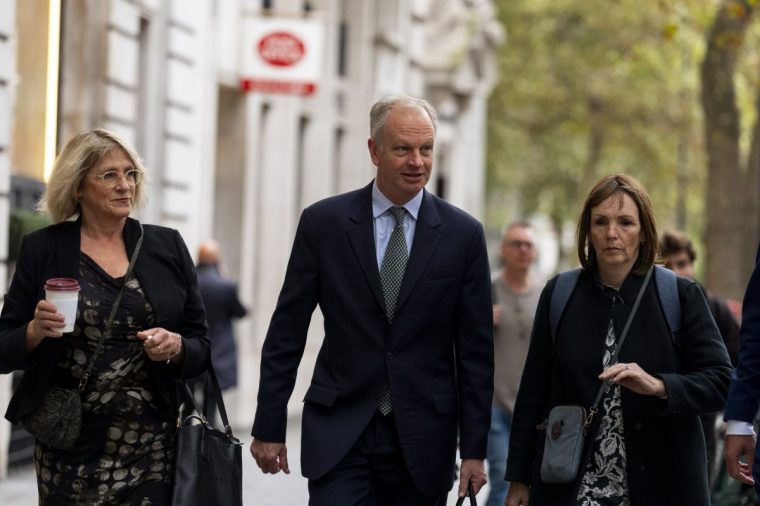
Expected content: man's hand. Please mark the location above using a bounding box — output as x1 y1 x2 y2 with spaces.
250 439 290 475
505 481 529 505
725 434 756 485
458 458 487 497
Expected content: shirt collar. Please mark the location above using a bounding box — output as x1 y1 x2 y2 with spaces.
371 181 422 220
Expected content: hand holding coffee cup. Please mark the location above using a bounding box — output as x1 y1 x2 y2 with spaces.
44 278 80 333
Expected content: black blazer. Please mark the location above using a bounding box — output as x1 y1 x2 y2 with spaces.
0 217 210 423
251 183 494 497
506 267 732 505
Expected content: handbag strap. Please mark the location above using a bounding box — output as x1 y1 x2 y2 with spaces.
78 224 144 391
455 482 477 506
584 266 653 430
181 363 238 441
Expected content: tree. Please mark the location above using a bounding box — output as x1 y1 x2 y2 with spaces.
487 0 759 285
701 0 760 299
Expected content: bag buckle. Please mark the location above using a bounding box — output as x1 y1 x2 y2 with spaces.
78 372 90 391
584 407 597 434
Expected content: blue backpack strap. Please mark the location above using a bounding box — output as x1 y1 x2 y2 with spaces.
549 268 581 343
654 265 681 337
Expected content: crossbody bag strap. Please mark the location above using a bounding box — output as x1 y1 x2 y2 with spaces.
584 266 653 431
78 224 144 391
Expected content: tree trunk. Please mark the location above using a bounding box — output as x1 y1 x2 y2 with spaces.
700 0 756 300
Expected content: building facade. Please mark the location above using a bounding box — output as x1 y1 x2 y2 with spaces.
0 0 502 476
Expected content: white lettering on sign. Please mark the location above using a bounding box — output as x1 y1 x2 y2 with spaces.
258 32 305 67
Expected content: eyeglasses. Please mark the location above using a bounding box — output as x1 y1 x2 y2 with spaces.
506 240 534 250
668 259 692 269
91 169 143 188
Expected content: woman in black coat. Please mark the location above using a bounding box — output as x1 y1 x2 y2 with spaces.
0 129 209 504
505 174 732 506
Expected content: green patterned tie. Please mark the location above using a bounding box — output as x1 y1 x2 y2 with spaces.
380 207 409 322
377 207 407 416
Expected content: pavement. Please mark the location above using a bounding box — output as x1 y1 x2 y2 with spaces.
0 419 490 505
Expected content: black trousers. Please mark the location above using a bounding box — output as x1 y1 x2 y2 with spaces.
308 412 449 506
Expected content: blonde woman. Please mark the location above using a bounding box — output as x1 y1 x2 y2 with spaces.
0 129 209 504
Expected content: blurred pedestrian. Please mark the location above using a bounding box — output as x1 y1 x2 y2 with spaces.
660 229 740 484
250 95 493 505
505 174 731 506
0 129 209 504
195 240 248 418
486 221 541 506
724 242 760 497
660 229 739 364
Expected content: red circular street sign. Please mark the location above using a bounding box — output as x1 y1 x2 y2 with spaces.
258 31 305 67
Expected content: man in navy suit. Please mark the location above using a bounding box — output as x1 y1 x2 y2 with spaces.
724 242 760 497
249 95 494 505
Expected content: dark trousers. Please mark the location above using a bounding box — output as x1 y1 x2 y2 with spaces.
308 412 448 506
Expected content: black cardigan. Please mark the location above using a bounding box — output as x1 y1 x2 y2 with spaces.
506 267 732 506
0 217 210 423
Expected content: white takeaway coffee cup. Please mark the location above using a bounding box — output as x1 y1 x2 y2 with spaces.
45 278 80 333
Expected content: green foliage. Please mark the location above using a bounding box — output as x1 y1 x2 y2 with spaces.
8 209 51 263
486 0 736 262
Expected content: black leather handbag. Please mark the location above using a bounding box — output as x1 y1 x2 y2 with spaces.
171 365 243 506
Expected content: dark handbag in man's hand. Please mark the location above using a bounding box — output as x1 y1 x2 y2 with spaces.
20 386 81 449
455 482 477 506
172 365 243 506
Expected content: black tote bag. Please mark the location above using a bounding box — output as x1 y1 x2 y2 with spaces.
172 365 243 506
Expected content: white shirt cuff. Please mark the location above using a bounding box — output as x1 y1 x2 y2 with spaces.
726 420 756 436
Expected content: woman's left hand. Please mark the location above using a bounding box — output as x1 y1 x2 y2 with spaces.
137 328 183 364
598 362 668 399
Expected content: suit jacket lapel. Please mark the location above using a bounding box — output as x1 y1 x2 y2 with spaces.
347 184 385 310
395 190 442 314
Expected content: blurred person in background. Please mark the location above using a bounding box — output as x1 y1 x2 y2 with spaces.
0 129 209 504
660 229 740 484
195 239 248 419
505 174 731 506
486 221 542 506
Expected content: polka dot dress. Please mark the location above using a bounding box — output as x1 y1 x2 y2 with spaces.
34 253 175 505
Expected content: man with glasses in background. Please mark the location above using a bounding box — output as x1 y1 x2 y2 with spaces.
486 221 542 506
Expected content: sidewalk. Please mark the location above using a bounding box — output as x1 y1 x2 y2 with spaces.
0 420 489 505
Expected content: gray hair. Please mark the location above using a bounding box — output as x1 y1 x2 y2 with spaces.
38 128 148 223
369 95 438 146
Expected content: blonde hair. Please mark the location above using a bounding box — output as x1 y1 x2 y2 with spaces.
38 129 148 222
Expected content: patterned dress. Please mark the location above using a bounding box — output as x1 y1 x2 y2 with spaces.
575 319 631 506
34 253 175 505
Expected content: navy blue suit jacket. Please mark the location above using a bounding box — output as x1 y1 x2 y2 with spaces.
725 243 760 431
196 264 247 390
251 183 494 496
